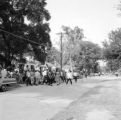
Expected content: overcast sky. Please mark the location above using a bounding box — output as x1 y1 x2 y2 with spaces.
46 0 121 46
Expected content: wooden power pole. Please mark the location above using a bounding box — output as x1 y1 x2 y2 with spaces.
57 32 63 71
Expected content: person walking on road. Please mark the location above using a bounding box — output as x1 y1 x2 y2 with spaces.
26 70 31 86
73 71 78 83
66 70 73 85
35 70 40 85
30 70 35 85
42 69 47 84
55 69 61 85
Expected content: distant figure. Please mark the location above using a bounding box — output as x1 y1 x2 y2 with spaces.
30 70 35 85
42 69 47 84
0 66 2 78
73 71 78 83
0 68 7 84
0 64 2 71
60 70 66 83
66 70 73 85
55 70 61 85
84 71 88 78
26 70 31 86
115 71 119 77
1 68 7 78
35 70 40 85
47 70 53 85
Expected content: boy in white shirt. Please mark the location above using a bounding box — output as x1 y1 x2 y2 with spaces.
35 70 40 85
66 70 73 85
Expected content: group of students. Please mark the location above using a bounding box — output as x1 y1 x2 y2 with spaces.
21 66 80 86
0 67 16 79
25 69 42 86
0 64 80 86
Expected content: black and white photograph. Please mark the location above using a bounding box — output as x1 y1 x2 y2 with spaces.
0 0 121 120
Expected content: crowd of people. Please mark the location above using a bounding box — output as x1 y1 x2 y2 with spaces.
0 64 80 86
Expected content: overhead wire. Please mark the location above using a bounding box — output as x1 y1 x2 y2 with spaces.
0 28 46 47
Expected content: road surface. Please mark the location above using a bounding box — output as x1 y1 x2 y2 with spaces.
0 75 121 120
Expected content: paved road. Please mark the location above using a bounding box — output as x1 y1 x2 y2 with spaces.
52 76 121 120
0 75 121 120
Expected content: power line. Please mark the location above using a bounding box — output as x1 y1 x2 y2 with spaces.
0 28 46 47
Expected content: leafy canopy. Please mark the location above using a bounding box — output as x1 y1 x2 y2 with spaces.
0 0 51 64
103 28 121 71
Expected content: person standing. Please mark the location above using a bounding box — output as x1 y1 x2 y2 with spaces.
35 70 40 85
26 70 31 86
0 68 7 84
1 68 7 78
0 66 2 78
30 70 35 85
73 71 78 83
42 69 47 84
66 70 73 85
55 69 61 85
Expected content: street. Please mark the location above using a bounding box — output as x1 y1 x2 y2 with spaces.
0 1 121 120
0 75 121 120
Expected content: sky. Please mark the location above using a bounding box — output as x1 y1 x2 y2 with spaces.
46 0 121 47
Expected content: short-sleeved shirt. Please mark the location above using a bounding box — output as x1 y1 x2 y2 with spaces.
73 72 78 77
66 72 73 79
35 71 40 78
42 70 47 76
1 69 7 78
26 71 31 77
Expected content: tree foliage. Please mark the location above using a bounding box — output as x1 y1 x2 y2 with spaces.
76 41 101 73
46 47 60 64
103 28 121 71
61 26 84 65
0 0 51 64
61 26 101 74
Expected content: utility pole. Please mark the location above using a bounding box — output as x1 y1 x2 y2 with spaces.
57 32 63 71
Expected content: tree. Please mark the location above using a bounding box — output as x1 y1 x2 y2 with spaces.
46 47 60 64
0 0 51 64
103 28 121 71
104 1 121 71
76 41 101 74
60 26 101 74
61 26 84 66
